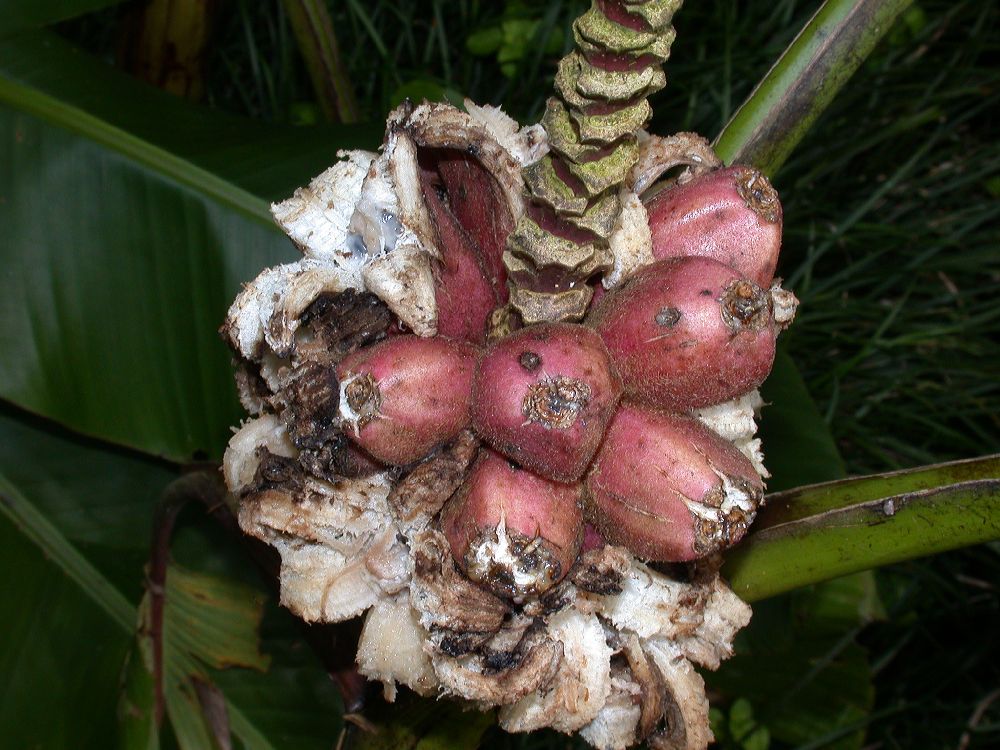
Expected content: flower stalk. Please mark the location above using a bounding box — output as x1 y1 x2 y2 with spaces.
505 0 683 324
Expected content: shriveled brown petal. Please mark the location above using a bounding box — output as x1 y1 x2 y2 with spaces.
433 635 564 706
292 289 393 366
409 530 509 635
237 462 403 623
571 544 633 595
500 610 613 733
357 596 438 701
589 561 711 642
623 635 667 741
631 132 721 195
389 430 480 532
672 578 752 670
397 102 526 227
644 642 713 750
579 662 643 750
480 614 534 671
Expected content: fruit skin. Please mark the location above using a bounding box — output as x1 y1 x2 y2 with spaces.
580 523 606 553
588 256 777 410
441 448 584 600
586 404 764 562
420 163 500 343
434 152 512 300
645 165 782 287
336 335 477 465
472 322 623 481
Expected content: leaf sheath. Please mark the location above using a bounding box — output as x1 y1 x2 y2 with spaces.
714 0 914 176
724 456 1000 602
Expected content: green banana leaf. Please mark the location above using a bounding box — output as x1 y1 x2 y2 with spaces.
0 0 126 38
0 405 347 748
0 31 373 463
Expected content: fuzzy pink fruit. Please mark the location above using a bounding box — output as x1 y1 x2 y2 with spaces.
580 523 607 553
434 152 512 299
645 165 782 287
441 448 583 600
472 322 622 481
420 161 500 343
586 404 764 561
588 257 778 410
335 335 477 465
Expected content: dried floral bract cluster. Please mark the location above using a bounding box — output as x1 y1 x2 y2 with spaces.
221 2 798 748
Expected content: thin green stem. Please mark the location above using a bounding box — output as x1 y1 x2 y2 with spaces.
0 76 274 227
282 0 361 122
714 0 914 176
724 456 1000 602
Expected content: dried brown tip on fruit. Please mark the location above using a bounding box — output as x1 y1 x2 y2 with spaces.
339 372 381 429
720 278 771 332
522 376 593 429
442 450 584 601
586 405 764 561
468 519 564 598
734 165 781 223
473 322 622 481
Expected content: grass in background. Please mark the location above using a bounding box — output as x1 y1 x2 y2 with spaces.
776 1 999 476
57 1 1000 747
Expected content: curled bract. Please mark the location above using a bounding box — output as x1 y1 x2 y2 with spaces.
227 98 541 353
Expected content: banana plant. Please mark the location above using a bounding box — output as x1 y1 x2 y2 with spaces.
0 1 996 749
